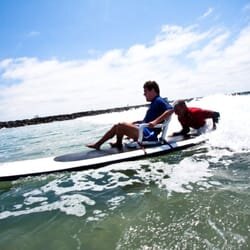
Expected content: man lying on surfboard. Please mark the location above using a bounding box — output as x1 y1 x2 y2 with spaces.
87 81 174 150
172 99 220 136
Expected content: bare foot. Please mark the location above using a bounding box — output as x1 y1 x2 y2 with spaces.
86 143 100 150
109 142 123 150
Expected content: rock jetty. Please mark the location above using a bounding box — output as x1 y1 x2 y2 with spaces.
0 104 148 129
1 91 249 129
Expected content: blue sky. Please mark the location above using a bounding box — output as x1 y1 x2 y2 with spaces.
0 0 250 120
1 0 248 60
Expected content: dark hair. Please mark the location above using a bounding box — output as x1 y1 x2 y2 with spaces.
173 99 186 108
143 81 160 95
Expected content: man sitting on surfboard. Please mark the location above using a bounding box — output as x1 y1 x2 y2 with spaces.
172 100 220 136
87 81 174 150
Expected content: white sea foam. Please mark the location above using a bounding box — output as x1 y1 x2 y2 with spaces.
0 193 93 219
0 94 249 220
158 158 212 193
91 157 213 195
107 196 126 210
195 94 250 152
0 155 213 219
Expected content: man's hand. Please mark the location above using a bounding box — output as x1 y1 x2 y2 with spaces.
148 121 157 128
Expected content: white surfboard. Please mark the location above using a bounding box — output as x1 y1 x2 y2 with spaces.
0 134 207 181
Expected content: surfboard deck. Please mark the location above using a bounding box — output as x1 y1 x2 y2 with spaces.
0 134 206 181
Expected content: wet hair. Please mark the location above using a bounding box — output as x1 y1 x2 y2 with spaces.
143 81 160 95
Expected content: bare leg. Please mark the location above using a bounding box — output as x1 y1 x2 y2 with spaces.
87 124 117 150
87 122 139 150
115 122 139 146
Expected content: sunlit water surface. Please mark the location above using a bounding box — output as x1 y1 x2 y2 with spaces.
0 94 250 249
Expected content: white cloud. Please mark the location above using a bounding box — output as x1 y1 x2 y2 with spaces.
26 31 41 38
188 30 230 62
200 7 214 19
243 3 250 12
0 23 250 120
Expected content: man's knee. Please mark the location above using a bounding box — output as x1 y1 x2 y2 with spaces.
116 122 132 134
114 122 125 132
115 122 123 132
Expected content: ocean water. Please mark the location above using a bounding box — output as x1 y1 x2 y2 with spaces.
0 94 249 250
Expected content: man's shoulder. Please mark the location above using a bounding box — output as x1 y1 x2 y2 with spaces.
154 96 172 106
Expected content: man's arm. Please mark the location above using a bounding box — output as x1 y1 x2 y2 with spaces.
148 109 174 128
212 111 220 129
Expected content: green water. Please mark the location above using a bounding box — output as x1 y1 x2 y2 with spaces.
0 151 249 249
0 95 250 249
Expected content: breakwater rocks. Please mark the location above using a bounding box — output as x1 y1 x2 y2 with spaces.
0 104 148 129
1 91 249 129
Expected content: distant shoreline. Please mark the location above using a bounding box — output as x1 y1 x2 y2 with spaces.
0 103 148 129
1 91 249 129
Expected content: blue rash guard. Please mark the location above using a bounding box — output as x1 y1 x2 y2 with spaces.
142 96 173 141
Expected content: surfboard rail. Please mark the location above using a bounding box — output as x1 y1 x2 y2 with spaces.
0 135 207 182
